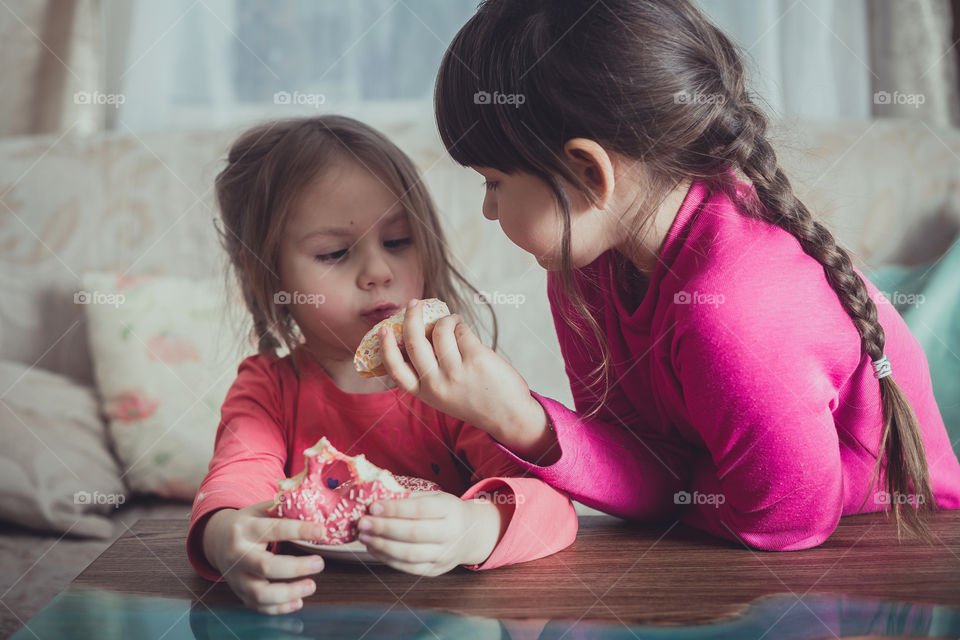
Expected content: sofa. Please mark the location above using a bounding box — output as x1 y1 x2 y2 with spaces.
2 114 959 636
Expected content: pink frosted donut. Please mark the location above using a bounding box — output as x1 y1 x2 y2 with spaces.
354 298 451 378
266 437 410 545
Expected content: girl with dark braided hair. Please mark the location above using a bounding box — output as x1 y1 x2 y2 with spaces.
379 0 960 549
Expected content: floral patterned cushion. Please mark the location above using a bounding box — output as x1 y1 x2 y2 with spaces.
81 272 253 499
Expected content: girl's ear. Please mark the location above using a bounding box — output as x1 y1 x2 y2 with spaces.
562 138 616 210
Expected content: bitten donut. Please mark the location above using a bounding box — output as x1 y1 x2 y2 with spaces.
266 437 411 545
354 298 451 378
266 437 443 545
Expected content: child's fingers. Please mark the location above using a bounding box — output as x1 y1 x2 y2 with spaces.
357 515 447 544
243 595 304 617
401 299 439 379
369 494 450 520
259 600 304 616
241 548 325 580
453 321 485 357
236 571 315 609
379 325 420 392
250 517 327 546
364 546 439 576
358 533 442 565
431 314 464 373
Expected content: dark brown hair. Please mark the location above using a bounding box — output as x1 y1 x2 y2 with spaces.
435 0 933 539
215 115 496 374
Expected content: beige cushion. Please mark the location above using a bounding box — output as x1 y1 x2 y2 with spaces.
770 118 960 268
0 361 127 538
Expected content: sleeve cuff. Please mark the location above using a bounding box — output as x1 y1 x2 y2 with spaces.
457 476 578 571
489 392 582 483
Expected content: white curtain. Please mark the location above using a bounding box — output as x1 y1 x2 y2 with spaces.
110 0 237 132
695 0 872 120
9 0 948 134
115 0 877 130
110 0 478 132
0 0 102 136
868 0 960 125
695 0 959 125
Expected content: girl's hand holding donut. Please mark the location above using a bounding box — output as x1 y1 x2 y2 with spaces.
356 491 503 575
379 299 558 463
202 500 328 615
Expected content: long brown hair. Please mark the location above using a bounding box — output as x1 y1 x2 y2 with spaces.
215 115 497 375
435 0 933 539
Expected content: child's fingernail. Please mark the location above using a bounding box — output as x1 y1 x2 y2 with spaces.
408 299 417 309
369 503 384 515
359 518 372 531
310 558 325 572
358 533 371 543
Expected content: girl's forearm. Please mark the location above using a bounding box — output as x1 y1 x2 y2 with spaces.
491 397 561 466
462 499 511 566
201 507 236 571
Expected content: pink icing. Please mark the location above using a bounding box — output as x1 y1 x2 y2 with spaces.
266 437 420 544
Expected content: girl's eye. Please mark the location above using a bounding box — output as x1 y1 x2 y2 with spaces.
384 237 412 249
315 249 347 262
483 180 499 192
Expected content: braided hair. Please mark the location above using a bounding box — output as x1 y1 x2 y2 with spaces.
435 0 934 539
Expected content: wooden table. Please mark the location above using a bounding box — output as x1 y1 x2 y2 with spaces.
68 512 960 626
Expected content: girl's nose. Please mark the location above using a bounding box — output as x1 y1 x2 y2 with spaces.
357 250 393 289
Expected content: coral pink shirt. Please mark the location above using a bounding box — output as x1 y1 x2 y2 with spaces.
501 179 960 550
186 347 578 581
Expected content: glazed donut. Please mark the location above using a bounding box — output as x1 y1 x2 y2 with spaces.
354 298 451 378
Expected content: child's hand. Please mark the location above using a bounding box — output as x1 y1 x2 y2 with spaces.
380 299 549 450
356 492 503 575
202 500 328 615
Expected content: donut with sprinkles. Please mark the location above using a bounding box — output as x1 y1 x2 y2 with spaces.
354 298 451 378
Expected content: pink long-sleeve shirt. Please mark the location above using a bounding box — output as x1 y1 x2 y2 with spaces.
186 347 578 581
497 178 960 551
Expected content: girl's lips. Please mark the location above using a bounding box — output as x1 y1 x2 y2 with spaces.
361 306 399 324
